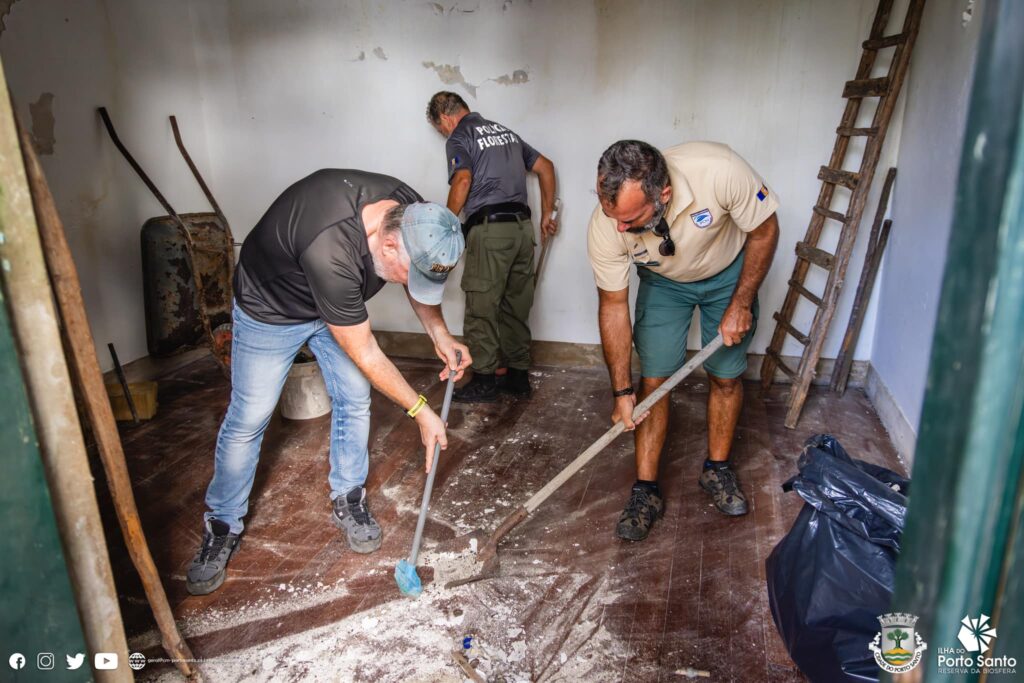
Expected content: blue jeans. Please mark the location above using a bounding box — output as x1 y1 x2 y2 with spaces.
204 303 371 534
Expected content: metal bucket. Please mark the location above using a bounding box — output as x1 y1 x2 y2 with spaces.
280 356 331 420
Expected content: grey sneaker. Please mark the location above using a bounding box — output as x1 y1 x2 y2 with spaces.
331 486 382 553
699 465 749 516
615 484 664 541
186 519 240 596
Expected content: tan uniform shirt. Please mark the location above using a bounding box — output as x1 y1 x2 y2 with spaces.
588 141 780 290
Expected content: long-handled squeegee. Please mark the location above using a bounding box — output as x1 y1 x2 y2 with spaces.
447 334 725 588
395 351 461 597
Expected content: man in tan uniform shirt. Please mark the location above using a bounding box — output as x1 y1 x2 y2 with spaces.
588 140 779 540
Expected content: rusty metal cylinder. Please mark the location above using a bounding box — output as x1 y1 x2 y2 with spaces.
140 212 232 356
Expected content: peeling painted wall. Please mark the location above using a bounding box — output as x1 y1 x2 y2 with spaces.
187 0 907 359
0 0 215 370
28 91 55 154
1 0 925 369
0 0 20 35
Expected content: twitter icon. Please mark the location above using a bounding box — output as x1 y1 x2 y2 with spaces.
66 653 85 670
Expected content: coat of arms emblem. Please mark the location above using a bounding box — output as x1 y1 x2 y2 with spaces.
869 612 928 673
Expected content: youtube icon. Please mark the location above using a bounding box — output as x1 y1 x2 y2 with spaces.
94 653 118 670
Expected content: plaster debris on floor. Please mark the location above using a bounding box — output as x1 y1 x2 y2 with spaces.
105 356 902 682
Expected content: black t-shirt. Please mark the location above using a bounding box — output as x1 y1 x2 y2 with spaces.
445 112 540 217
233 169 422 326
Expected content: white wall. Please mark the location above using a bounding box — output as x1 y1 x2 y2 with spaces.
2 0 916 368
1 0 215 369
869 0 984 455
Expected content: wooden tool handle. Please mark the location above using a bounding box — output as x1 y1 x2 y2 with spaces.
454 335 726 589
523 333 724 514
20 113 200 681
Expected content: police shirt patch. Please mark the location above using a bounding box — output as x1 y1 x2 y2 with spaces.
690 208 713 228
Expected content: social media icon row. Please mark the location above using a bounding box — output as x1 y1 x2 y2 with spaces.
8 651 140 670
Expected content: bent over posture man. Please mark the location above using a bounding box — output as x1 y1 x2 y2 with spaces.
588 141 779 540
187 169 471 595
426 91 557 402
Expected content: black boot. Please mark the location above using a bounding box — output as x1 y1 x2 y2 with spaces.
699 462 749 516
453 372 498 403
501 368 532 397
615 483 664 541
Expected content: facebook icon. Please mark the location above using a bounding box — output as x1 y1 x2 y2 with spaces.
8 653 26 670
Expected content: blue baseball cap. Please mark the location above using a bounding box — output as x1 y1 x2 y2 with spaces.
400 202 464 305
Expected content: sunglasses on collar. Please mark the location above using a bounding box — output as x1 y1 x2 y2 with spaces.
653 218 675 257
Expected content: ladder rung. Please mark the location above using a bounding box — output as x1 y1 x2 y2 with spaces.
813 205 847 223
836 126 879 137
843 77 890 98
773 312 810 345
863 33 906 50
766 349 797 380
788 278 824 308
818 166 860 189
795 241 836 270
765 0 925 424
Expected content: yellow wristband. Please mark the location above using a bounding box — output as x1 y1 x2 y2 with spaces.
406 394 428 419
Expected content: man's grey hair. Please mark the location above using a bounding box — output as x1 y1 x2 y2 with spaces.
426 91 469 124
374 204 410 281
597 140 669 207
383 203 408 235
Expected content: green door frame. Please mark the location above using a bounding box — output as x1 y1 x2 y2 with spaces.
0 267 89 674
891 0 1024 680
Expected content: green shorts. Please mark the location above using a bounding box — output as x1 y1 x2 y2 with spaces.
633 251 758 379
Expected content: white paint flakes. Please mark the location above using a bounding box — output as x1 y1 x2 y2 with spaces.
962 0 975 27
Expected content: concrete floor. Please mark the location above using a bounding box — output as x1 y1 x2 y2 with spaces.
97 354 905 682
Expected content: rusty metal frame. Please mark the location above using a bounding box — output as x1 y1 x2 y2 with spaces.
98 107 231 374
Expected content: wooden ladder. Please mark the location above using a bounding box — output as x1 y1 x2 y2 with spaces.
760 0 926 428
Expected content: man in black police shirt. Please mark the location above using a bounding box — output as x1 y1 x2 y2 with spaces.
427 91 558 402
186 169 471 596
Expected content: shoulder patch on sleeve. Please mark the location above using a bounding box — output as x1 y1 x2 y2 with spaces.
757 184 769 201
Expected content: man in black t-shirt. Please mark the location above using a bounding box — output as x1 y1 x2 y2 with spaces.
426 92 558 402
187 169 470 596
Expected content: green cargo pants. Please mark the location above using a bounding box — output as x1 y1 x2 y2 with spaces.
460 217 536 373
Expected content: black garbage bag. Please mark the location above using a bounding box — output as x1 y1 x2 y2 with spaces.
766 434 911 683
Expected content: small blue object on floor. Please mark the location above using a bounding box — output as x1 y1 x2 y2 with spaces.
394 558 422 597
393 352 461 599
